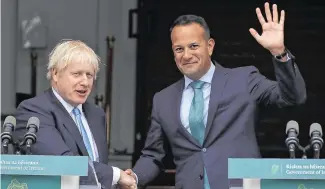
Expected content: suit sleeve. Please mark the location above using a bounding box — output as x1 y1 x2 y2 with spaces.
132 93 166 187
14 99 114 188
248 50 307 107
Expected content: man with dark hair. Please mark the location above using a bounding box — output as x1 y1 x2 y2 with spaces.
123 3 306 189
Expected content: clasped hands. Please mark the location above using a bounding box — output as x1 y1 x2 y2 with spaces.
117 169 137 189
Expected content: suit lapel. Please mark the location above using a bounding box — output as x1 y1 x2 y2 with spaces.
83 102 105 162
47 89 89 157
173 79 201 147
204 62 228 143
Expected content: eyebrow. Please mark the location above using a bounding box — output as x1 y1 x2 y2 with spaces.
173 42 199 48
189 42 198 46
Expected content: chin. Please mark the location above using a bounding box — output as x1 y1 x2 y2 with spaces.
183 70 198 77
78 98 87 104
71 98 87 106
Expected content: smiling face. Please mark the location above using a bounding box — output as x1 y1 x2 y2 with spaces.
171 23 215 80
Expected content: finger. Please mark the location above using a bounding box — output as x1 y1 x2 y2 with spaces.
279 10 285 26
124 179 135 186
256 8 266 25
264 2 272 22
127 175 136 183
272 4 278 23
124 169 133 175
249 28 262 43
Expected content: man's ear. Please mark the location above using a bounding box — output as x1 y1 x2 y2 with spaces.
52 69 59 82
208 38 215 56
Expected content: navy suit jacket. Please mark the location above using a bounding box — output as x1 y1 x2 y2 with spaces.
14 89 113 189
133 54 306 189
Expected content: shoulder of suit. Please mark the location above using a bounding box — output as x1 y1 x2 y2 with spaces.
16 91 53 113
226 65 260 76
84 102 105 115
19 91 49 106
154 78 183 98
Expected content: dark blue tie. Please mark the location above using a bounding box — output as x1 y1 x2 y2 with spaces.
72 108 94 161
189 80 210 189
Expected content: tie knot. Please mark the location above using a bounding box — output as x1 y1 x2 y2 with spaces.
190 80 205 89
72 108 81 116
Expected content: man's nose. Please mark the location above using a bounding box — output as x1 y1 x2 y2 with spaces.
80 74 89 86
183 49 193 60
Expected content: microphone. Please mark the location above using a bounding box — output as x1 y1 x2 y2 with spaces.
309 123 323 159
1 116 16 154
285 120 299 159
23 117 40 153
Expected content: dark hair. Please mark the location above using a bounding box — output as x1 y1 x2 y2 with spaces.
170 14 210 39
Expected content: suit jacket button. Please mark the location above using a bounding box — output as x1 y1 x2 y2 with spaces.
202 148 207 152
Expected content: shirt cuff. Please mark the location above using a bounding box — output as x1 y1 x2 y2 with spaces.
133 171 139 184
274 53 291 61
112 166 121 185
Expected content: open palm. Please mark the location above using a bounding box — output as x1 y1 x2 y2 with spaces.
249 3 285 55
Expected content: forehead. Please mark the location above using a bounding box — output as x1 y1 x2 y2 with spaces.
171 23 206 45
58 51 97 71
62 61 96 74
72 61 95 70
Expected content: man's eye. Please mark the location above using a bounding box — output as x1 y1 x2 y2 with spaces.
87 73 94 78
175 48 183 52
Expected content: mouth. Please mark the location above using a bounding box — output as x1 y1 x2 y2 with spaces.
76 89 88 96
183 62 198 66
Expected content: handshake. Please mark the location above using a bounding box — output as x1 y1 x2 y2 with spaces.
117 169 137 189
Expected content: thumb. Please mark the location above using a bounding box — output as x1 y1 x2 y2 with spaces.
124 169 133 175
249 28 262 43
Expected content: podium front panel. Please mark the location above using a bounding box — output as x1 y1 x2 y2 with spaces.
1 155 88 189
229 158 325 189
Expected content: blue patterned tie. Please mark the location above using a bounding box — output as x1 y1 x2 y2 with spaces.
72 108 94 161
189 80 211 189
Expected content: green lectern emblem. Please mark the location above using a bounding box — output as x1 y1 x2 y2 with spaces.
271 164 280 175
297 184 307 189
7 179 28 189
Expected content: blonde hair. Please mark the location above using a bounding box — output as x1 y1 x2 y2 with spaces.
47 39 100 80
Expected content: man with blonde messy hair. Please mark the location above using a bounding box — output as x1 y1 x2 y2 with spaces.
14 40 136 189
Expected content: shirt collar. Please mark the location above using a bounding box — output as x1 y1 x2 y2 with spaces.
52 87 83 114
184 62 215 89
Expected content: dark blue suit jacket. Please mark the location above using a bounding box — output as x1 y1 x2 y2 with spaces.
133 54 306 189
14 89 113 189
